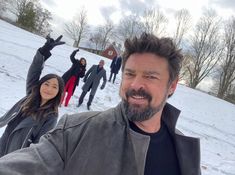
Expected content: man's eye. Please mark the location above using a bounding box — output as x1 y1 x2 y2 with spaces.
146 76 158 79
125 72 134 76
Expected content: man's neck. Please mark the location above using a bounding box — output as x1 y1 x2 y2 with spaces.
134 112 162 133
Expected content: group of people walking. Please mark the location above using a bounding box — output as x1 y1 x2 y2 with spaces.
60 51 113 110
61 49 122 109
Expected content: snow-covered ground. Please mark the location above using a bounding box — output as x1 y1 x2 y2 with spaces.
0 19 235 175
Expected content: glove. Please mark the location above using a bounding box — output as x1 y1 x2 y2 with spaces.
74 48 79 52
39 35 65 60
71 48 80 58
100 85 105 90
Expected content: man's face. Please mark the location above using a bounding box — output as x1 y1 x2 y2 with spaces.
99 60 104 68
120 53 178 122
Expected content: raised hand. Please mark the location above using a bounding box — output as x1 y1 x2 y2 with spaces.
39 35 65 60
44 35 65 50
74 48 79 52
100 85 105 90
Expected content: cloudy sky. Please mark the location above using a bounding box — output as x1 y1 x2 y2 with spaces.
39 0 235 40
41 0 235 24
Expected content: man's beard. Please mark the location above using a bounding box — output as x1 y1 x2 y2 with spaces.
123 88 167 122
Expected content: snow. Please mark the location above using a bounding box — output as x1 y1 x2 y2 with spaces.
0 19 235 175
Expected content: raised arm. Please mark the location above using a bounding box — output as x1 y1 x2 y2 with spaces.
70 49 79 64
26 35 65 95
26 51 45 95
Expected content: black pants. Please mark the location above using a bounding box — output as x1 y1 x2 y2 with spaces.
78 91 94 107
109 72 117 83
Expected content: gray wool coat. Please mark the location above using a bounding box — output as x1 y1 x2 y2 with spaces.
0 102 201 175
82 65 107 96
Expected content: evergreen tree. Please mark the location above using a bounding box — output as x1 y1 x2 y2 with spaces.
17 2 36 31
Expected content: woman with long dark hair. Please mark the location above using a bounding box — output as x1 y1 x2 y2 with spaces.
0 35 65 157
61 49 87 106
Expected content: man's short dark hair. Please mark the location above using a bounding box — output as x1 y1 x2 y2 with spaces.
122 33 183 83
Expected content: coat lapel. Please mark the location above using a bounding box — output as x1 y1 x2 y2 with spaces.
162 103 201 175
12 117 37 133
174 134 201 175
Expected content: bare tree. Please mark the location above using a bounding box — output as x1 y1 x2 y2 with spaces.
89 32 102 51
116 14 144 44
217 17 235 99
179 52 194 83
187 9 223 88
142 7 168 36
64 8 89 47
0 0 8 16
173 9 191 47
90 19 115 51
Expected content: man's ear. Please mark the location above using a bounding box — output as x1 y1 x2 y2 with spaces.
168 77 178 96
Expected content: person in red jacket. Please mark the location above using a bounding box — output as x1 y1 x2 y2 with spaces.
61 49 87 107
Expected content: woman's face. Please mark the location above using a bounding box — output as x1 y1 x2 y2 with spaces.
40 78 59 105
80 59 86 65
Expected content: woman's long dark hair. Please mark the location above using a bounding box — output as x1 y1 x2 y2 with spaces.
79 57 87 67
21 74 64 120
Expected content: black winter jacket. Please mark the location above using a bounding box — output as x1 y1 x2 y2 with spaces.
62 50 86 94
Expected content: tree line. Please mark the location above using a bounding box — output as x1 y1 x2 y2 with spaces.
0 0 52 35
0 0 234 104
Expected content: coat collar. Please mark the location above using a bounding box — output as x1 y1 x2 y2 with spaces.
12 117 37 133
161 103 181 133
117 101 201 175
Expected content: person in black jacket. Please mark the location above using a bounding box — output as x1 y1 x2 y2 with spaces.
61 49 87 107
0 35 65 157
108 55 122 83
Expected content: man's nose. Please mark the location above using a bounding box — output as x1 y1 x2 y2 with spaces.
130 76 145 90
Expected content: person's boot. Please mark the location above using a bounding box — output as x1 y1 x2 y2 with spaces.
77 91 87 107
87 95 94 110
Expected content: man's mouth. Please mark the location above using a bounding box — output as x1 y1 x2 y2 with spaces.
126 88 151 105
132 95 145 99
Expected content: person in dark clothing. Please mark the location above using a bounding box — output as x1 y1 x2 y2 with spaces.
0 35 65 158
0 33 201 175
77 60 107 110
108 55 122 83
61 49 86 107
